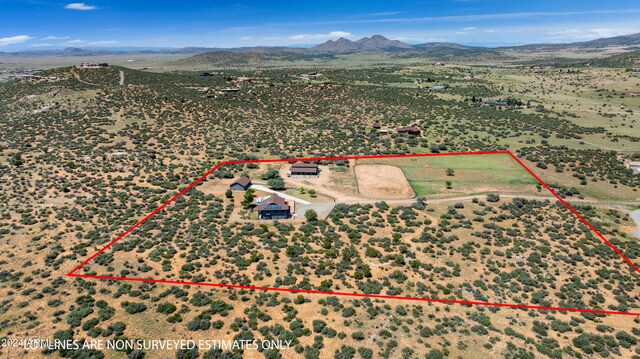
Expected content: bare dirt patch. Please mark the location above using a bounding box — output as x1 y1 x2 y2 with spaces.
355 165 415 199
279 164 360 201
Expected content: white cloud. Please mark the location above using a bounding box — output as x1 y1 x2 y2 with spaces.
273 9 640 27
41 36 70 40
484 29 496 33
456 27 480 35
59 39 117 46
0 35 34 46
31 43 53 47
288 31 352 41
391 36 446 43
360 11 403 17
87 40 117 45
62 39 86 45
65 3 97 10
239 36 252 41
545 27 640 42
547 29 580 36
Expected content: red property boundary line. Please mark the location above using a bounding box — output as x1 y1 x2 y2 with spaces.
67 150 640 317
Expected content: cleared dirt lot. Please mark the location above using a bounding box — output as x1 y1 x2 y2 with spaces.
279 163 360 201
355 165 415 199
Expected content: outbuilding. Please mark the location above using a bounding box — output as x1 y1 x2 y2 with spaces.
481 99 508 109
230 176 252 190
396 126 421 136
289 162 319 177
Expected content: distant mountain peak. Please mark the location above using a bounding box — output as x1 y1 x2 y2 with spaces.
311 34 411 53
355 34 412 50
358 34 391 43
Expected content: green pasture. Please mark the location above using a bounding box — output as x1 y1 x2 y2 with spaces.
359 154 538 197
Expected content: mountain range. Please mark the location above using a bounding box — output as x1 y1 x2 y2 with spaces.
499 32 640 51
309 34 414 53
2 33 640 58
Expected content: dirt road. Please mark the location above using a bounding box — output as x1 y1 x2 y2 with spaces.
336 194 640 207
629 209 640 238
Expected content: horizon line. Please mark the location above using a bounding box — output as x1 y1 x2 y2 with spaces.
2 31 639 53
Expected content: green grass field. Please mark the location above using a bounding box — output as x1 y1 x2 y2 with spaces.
358 154 539 197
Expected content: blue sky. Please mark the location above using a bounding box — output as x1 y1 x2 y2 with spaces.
1 0 640 50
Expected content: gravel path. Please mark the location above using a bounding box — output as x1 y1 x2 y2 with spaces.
295 202 336 219
251 185 311 204
629 209 640 238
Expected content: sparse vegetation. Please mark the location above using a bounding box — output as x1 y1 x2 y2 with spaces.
0 52 639 359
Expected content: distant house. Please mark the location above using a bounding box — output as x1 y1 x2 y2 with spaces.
257 194 290 220
289 162 319 177
481 99 508 109
220 87 240 93
631 69 640 72
19 74 60 82
230 176 252 190
77 62 108 69
396 126 421 136
430 85 446 91
625 161 640 175
19 74 42 80
372 122 381 129
236 76 253 83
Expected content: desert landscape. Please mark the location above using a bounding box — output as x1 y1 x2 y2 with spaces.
1 2 640 357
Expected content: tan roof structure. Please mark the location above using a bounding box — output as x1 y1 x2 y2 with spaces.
396 126 421 135
256 193 290 212
290 162 319 175
291 162 318 168
231 176 252 187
